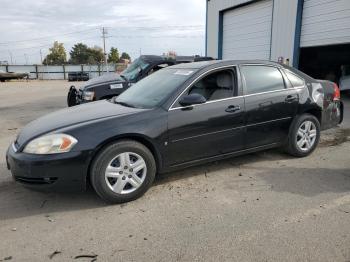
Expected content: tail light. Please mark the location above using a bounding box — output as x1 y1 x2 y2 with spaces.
333 83 341 101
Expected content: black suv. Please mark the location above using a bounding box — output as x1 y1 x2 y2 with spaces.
67 55 214 106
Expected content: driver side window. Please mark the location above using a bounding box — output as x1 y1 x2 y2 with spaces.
188 69 235 101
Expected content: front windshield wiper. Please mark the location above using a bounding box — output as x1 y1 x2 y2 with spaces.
120 74 127 81
115 100 136 108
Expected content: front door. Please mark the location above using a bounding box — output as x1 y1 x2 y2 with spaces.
166 67 245 166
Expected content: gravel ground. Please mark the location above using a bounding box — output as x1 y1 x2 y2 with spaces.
0 80 349 262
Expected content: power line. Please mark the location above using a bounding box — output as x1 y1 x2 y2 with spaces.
0 28 100 46
0 25 204 46
0 35 100 53
109 35 204 39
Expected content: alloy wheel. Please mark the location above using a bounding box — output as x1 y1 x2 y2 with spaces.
104 152 147 194
296 120 317 152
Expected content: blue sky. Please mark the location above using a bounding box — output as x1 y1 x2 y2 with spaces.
0 0 206 64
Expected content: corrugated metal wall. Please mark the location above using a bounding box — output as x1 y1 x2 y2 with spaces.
207 0 299 64
300 0 350 47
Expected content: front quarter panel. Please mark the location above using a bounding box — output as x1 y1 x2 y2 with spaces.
56 108 168 167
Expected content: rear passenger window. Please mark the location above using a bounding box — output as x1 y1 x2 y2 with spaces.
241 66 285 95
285 70 305 88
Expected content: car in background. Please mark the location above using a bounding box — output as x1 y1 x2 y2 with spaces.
67 55 214 106
0 70 29 82
68 72 89 82
340 65 350 94
7 60 343 203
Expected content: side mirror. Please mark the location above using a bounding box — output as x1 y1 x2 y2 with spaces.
179 93 206 107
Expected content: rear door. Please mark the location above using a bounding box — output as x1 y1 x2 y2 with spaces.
240 65 299 148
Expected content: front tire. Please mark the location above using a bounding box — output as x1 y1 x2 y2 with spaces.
90 140 156 204
285 114 320 157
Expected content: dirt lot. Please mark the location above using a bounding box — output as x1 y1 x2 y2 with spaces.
0 80 350 262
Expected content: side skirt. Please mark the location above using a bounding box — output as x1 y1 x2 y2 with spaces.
160 142 281 174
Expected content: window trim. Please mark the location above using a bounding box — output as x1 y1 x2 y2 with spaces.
284 69 306 88
239 64 287 96
168 65 238 111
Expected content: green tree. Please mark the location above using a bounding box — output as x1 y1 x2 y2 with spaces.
69 43 104 64
69 43 90 64
88 46 104 64
43 41 67 65
108 47 120 63
120 52 131 62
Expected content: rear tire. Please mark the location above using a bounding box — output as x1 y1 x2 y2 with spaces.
285 114 320 157
90 140 156 204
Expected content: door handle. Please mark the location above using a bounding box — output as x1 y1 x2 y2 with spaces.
225 105 241 113
285 95 297 103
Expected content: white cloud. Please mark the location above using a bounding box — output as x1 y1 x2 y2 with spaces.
0 0 206 64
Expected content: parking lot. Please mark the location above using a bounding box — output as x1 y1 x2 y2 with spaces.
0 80 349 261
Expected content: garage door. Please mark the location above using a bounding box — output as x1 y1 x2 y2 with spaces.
301 0 350 47
222 0 273 60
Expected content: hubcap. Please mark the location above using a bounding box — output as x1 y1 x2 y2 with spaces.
296 120 317 152
105 152 147 194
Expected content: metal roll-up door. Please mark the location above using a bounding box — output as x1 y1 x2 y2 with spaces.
222 0 273 60
301 0 350 47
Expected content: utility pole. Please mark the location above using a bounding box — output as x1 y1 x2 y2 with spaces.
101 27 109 73
40 49 43 64
8 50 13 65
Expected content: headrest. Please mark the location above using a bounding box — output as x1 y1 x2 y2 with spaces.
216 72 232 88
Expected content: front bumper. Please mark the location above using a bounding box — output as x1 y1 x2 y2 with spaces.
6 143 93 191
67 86 93 107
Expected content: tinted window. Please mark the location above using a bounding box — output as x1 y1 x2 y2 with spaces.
116 68 193 108
241 66 285 95
187 69 235 101
285 70 305 88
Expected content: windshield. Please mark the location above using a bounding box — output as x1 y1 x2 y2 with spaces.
115 68 194 109
121 58 150 81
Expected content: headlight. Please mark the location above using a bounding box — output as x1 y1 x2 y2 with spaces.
83 91 95 101
23 134 78 154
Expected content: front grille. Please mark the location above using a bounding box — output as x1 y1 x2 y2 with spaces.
14 176 58 185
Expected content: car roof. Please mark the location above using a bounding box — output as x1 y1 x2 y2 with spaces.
169 59 282 69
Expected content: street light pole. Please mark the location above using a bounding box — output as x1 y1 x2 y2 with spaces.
24 53 29 65
40 49 43 64
8 50 13 65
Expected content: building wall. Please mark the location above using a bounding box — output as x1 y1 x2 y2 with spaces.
206 0 300 65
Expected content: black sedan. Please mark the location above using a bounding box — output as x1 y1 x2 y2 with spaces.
6 60 343 203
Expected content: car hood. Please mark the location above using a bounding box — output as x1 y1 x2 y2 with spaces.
82 73 125 90
16 100 145 147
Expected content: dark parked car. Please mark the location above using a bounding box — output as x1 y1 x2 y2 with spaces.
0 70 29 82
6 60 343 203
68 72 89 82
67 55 214 107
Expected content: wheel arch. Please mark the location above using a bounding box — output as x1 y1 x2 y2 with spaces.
85 134 162 186
298 107 322 125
